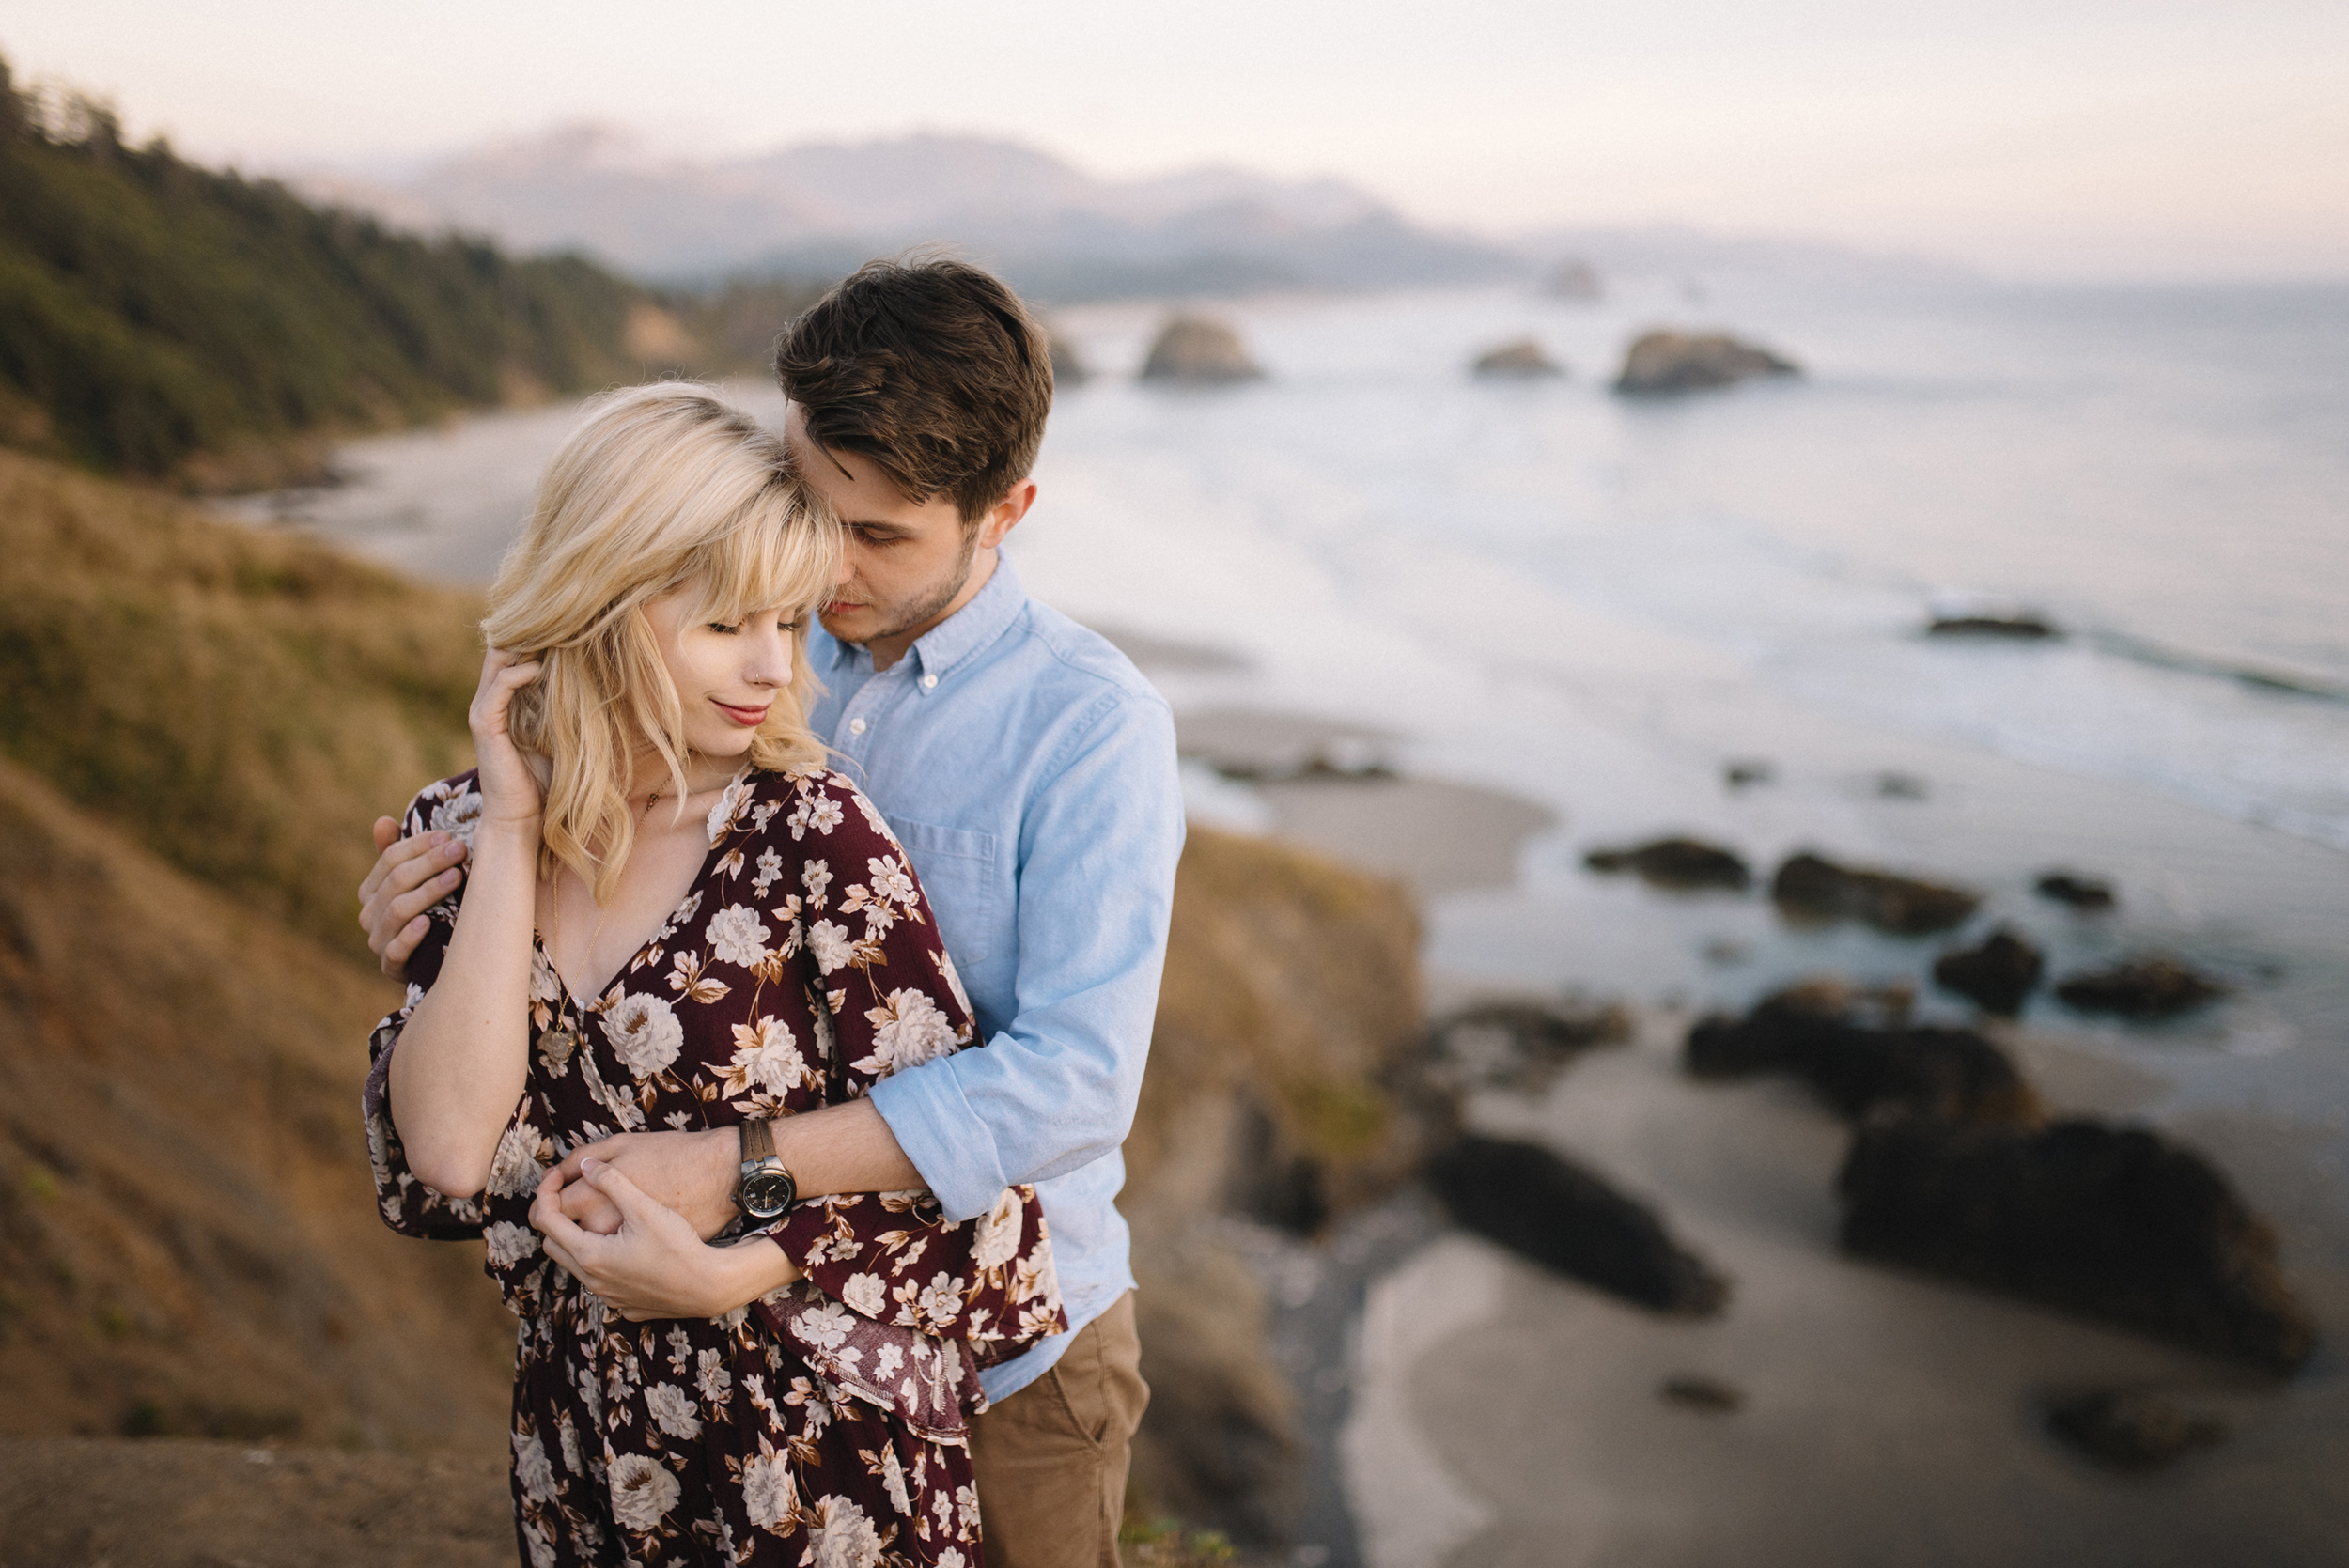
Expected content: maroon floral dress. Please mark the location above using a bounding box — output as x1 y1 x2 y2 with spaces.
363 766 1065 1568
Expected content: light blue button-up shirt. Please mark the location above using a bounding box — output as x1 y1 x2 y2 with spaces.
804 551 1183 1402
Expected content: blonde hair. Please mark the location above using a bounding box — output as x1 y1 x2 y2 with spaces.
483 381 840 901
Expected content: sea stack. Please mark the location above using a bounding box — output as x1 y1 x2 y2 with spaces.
1470 337 1565 379
1139 316 1265 385
1614 330 1800 396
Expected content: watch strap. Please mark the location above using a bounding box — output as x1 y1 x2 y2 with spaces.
740 1117 776 1164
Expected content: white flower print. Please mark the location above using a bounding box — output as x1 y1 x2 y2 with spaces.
794 1301 855 1351
853 988 962 1076
512 1429 557 1503
695 1349 731 1405
529 950 563 1005
707 904 770 969
879 1444 911 1517
806 919 857 975
972 1189 1023 1272
705 775 751 844
522 1519 556 1568
801 860 833 906
866 855 917 909
557 1410 583 1477
752 846 784 895
484 1221 541 1269
602 992 683 1079
743 1443 797 1530
901 1271 967 1330
789 793 845 841
931 947 973 1020
841 1272 887 1319
608 1452 680 1532
807 1496 884 1568
725 1017 806 1095
850 790 899 847
645 1382 702 1440
487 1117 546 1199
428 787 483 848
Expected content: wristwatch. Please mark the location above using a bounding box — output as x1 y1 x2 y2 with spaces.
736 1119 797 1221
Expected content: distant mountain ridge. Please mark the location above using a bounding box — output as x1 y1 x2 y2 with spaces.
302 127 1521 298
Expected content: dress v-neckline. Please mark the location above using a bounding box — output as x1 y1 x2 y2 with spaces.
535 774 749 1015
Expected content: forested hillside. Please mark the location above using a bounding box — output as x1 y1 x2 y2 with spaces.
0 54 671 489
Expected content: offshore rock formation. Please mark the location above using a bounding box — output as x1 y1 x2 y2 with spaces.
1933 928 2047 1016
1839 1118 2317 1375
1928 613 2061 640
1613 330 1799 396
1470 336 1564 378
1584 836 1751 892
1540 257 1603 301
2041 1388 2230 1472
1140 316 1266 384
2057 955 2231 1020
1686 983 2039 1126
1423 999 1632 1096
2035 870 2118 911
1428 1136 1730 1316
1770 851 1981 935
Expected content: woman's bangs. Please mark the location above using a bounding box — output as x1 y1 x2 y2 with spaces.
695 492 832 626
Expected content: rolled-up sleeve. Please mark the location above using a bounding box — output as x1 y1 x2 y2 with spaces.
869 691 1182 1222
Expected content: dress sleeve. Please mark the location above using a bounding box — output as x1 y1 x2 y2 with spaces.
757 774 1066 1353
360 777 490 1241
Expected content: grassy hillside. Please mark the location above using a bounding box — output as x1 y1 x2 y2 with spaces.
0 755 515 1449
0 54 673 489
0 449 482 955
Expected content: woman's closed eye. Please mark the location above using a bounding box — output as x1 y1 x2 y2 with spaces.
707 616 799 635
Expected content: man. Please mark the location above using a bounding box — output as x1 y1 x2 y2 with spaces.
359 257 1184 1567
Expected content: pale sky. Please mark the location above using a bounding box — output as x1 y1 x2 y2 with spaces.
7 0 2345 278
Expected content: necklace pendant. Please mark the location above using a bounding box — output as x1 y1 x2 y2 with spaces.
539 1024 578 1070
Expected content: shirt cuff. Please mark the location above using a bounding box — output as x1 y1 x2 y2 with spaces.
868 1054 1008 1224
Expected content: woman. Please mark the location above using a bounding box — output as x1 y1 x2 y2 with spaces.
362 382 1063 1567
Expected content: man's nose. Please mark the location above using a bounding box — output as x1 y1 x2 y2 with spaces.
832 556 855 587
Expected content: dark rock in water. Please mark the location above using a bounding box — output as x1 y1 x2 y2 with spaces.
1687 983 2038 1126
2042 1387 2229 1471
1428 1136 1729 1315
2035 871 2118 911
1875 771 1929 800
1140 316 1265 384
1722 759 1775 789
1658 1374 1745 1413
1470 336 1564 378
1425 1000 1631 1095
1838 1117 2317 1374
1770 851 1981 935
1614 330 1799 396
1047 330 1091 387
1541 258 1603 301
2057 956 2230 1020
1583 836 1750 892
1934 928 2046 1016
1928 614 2061 640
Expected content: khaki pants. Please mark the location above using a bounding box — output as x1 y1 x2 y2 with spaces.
970 1292 1149 1568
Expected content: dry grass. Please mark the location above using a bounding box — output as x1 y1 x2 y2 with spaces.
0 756 514 1450
0 449 481 957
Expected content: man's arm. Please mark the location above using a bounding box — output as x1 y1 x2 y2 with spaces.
866 691 1183 1221
360 816 471 980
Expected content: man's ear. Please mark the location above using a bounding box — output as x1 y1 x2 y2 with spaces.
974 479 1037 551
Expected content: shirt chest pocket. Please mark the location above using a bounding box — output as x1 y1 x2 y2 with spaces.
892 819 1003 966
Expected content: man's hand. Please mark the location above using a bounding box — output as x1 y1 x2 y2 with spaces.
552 1128 742 1239
532 1159 799 1322
357 816 470 981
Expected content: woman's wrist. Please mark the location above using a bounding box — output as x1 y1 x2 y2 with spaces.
708 1233 801 1312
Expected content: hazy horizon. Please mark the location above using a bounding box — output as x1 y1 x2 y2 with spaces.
6 0 2345 283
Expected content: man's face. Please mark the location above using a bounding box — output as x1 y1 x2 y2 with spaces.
784 403 987 655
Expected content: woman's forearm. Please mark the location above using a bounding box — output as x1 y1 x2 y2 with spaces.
385 820 540 1196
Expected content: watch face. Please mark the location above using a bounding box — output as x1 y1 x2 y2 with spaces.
741 1168 796 1219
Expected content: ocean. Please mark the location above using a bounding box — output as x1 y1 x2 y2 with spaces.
231 272 2349 1148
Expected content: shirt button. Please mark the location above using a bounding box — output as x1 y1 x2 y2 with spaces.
848 717 867 735
921 675 938 690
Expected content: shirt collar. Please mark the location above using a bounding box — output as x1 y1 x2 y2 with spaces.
908 551 1029 688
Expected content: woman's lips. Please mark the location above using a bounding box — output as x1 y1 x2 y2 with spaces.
714 701 770 728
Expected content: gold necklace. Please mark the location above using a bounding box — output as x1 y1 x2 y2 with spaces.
547 770 730 1001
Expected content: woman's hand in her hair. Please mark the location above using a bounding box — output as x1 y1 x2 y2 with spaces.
469 646 546 831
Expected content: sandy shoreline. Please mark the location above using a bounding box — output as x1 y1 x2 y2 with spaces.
1337 1012 2349 1568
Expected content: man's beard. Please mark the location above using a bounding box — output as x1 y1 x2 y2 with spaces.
853 533 979 646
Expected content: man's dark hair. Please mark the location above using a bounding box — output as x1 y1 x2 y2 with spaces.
773 256 1053 526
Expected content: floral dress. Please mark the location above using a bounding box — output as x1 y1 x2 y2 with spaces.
363 766 1065 1568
